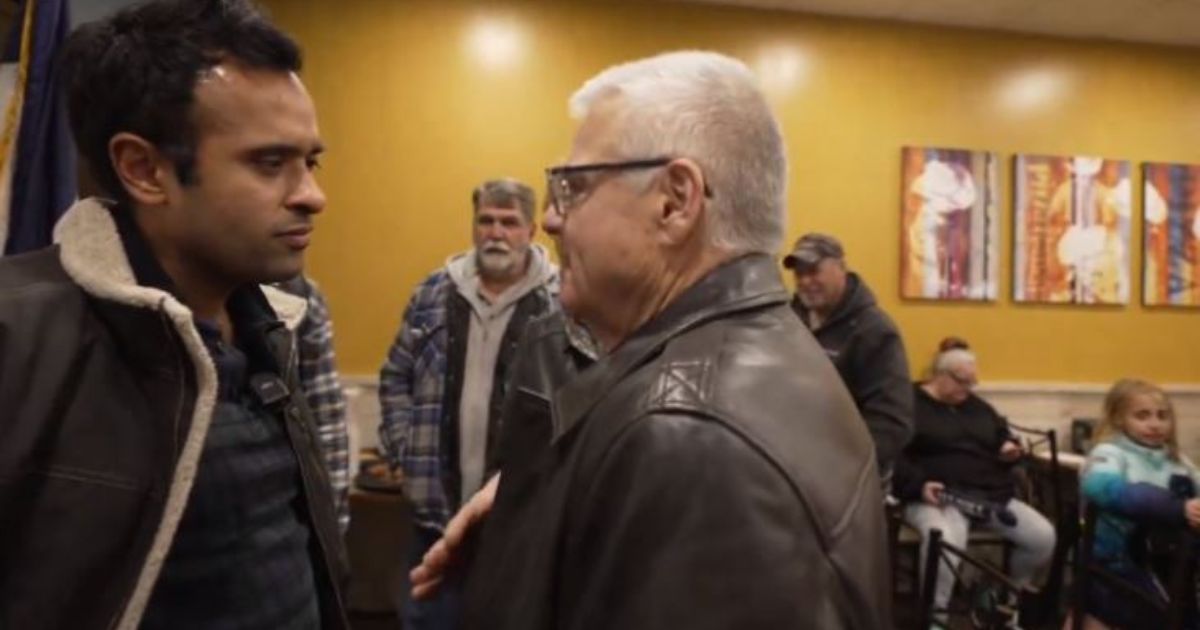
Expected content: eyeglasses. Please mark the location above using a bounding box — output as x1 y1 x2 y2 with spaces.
544 157 711 216
948 371 978 390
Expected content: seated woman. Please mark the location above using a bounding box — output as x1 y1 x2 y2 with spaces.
895 338 1056 627
1077 378 1199 630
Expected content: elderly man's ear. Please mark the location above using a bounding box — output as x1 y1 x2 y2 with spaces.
658 158 707 244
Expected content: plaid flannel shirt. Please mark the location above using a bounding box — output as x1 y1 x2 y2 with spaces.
379 266 557 531
280 276 351 533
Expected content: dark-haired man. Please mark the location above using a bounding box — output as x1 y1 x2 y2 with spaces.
0 1 348 628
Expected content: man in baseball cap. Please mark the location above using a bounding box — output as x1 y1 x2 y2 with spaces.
783 233 845 272
786 233 914 488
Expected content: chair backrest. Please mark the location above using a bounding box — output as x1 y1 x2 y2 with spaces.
919 528 1027 629
1070 502 1194 630
1004 425 1073 625
1007 424 1063 522
1070 418 1098 455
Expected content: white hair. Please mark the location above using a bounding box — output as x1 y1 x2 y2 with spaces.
934 348 977 375
569 50 787 255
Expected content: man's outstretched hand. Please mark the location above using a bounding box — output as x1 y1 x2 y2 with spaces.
409 473 500 600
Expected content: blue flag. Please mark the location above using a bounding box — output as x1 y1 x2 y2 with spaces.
2 0 76 255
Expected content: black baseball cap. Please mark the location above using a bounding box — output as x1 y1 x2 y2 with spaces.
782 233 845 271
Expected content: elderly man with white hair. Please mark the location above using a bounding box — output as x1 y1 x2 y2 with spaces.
413 49 890 630
411 50 889 628
895 337 1056 627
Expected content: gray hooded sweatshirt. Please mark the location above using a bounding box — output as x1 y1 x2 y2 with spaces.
446 244 556 500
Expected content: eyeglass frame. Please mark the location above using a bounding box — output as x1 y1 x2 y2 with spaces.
544 156 711 216
947 370 978 390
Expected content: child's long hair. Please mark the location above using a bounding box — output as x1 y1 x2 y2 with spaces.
1097 378 1180 460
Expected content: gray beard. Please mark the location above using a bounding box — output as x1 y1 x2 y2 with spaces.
478 249 522 279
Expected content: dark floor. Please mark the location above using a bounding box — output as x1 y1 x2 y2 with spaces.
350 611 402 630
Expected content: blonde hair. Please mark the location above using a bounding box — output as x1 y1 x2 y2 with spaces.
1097 378 1179 460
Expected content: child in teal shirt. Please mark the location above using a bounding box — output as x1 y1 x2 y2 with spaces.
1079 378 1199 629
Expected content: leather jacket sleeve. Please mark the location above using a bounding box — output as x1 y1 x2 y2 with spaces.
560 411 869 630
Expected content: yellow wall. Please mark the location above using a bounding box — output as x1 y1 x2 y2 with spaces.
264 0 1200 382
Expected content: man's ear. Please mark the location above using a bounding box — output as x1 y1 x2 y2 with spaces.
657 158 707 245
109 132 173 206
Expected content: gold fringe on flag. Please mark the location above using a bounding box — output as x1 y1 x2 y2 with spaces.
0 0 38 177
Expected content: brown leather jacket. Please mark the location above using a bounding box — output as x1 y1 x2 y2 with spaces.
0 199 349 629
463 253 890 630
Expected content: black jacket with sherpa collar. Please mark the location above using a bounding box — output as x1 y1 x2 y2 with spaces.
0 198 349 629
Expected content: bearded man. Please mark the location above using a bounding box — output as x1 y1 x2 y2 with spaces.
378 178 557 630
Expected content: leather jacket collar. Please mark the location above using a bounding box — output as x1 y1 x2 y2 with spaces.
552 253 788 441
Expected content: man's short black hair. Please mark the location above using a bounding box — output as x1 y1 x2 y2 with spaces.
60 0 303 202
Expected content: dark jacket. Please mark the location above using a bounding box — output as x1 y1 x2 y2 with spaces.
462 254 890 630
894 384 1017 504
0 199 349 629
792 272 914 477
489 310 598 474
461 311 597 622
